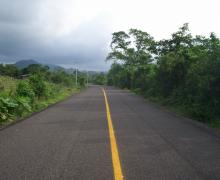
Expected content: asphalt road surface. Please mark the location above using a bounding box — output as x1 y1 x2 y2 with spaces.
1 86 220 180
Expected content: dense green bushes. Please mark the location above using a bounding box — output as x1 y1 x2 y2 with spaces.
50 71 75 86
0 96 31 121
0 64 82 125
16 80 35 101
29 74 47 98
107 24 220 125
0 75 45 123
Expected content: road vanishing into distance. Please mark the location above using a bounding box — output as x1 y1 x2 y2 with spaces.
1 86 220 180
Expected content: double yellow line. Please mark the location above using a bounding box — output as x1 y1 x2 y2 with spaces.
102 88 123 180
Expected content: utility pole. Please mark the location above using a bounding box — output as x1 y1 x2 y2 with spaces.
75 68 78 86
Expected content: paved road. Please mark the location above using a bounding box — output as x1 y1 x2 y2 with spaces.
1 86 220 180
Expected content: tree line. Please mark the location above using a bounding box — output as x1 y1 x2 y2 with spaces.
107 24 220 124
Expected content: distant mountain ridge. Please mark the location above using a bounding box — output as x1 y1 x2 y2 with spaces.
14 59 64 71
15 59 39 69
13 59 105 73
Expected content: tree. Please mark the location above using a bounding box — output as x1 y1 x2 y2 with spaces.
91 73 107 85
29 74 47 98
107 29 157 89
107 24 220 122
22 64 50 76
0 64 19 77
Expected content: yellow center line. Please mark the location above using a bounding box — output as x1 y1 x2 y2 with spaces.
102 88 124 180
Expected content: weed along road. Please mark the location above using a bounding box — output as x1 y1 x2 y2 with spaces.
1 86 220 180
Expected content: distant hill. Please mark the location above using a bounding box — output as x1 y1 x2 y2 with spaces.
15 59 39 69
46 64 64 71
14 59 64 71
14 60 104 73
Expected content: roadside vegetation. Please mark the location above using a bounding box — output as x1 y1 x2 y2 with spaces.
0 64 85 127
107 23 220 128
90 72 107 85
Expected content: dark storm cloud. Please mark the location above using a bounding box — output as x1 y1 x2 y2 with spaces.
0 0 42 55
0 0 110 70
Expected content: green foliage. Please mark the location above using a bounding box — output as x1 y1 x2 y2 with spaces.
50 70 74 86
0 95 32 123
22 64 49 75
107 24 220 125
16 81 35 101
0 76 19 95
0 97 18 122
78 76 86 87
0 64 19 77
29 74 47 98
91 73 107 85
0 63 83 125
15 96 32 117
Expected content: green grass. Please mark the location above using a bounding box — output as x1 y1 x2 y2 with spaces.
0 76 19 95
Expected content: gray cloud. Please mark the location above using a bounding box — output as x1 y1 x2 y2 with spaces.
0 0 40 23
0 0 110 71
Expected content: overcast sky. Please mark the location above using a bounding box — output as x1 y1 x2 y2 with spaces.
0 0 219 70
